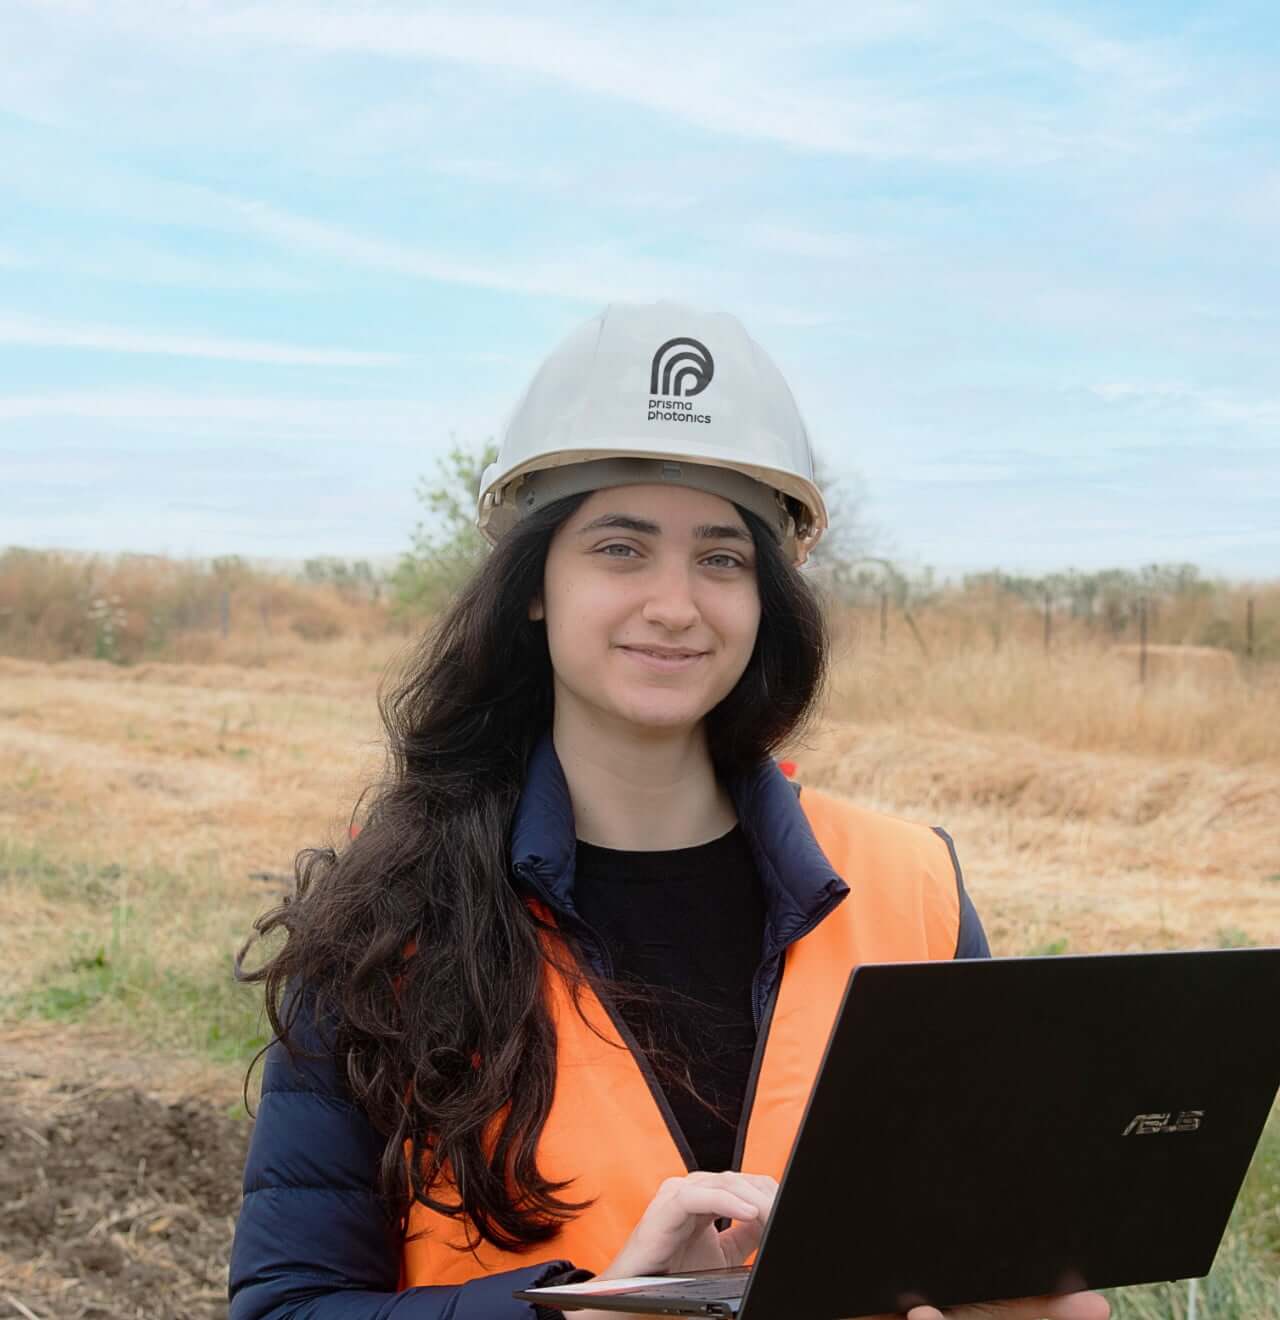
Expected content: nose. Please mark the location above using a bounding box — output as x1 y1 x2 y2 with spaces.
640 558 701 633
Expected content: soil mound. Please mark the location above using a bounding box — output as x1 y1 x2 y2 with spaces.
0 1082 251 1318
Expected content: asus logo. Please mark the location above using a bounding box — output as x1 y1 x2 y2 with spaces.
1122 1110 1204 1135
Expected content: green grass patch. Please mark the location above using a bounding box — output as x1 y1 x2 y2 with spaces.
1026 936 1070 957
0 836 135 904
1237 1105 1280 1261
10 922 269 1063
1106 1233 1279 1318
1106 1109 1280 1318
1 835 268 1065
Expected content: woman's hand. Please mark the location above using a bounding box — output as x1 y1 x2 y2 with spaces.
595 1169 778 1279
902 1290 1111 1320
564 1172 776 1320
567 1168 1108 1320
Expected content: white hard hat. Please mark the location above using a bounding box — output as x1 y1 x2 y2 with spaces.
476 300 828 564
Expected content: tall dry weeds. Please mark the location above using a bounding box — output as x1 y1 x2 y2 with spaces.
826 628 1280 766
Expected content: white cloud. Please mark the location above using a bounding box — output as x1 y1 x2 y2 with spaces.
217 196 552 292
1092 382 1280 428
0 391 428 427
219 194 721 303
0 135 830 321
420 156 566 188
202 7 1053 162
60 245 315 292
999 11 1182 94
10 0 1196 166
0 225 316 290
892 460 1024 484
60 180 822 321
739 222 881 262
0 314 407 366
0 148 718 306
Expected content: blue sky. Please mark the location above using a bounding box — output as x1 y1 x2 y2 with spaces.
2 1 1278 579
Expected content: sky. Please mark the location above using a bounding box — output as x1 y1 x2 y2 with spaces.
2 0 1279 580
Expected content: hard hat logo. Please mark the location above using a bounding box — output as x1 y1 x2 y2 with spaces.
649 336 715 398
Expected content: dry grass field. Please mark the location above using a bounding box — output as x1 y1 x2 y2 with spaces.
0 559 1277 1317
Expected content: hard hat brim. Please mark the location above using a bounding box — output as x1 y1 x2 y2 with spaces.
478 446 827 564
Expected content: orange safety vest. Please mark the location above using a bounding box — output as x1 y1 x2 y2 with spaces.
400 785 962 1286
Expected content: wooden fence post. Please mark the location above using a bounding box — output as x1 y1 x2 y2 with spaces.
903 610 930 659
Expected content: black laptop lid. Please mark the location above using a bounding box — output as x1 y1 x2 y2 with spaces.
740 948 1280 1320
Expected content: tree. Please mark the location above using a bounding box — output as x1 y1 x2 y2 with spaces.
301 557 380 602
392 436 499 616
803 451 881 602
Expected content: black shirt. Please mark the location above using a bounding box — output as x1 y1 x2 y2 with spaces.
573 824 768 1174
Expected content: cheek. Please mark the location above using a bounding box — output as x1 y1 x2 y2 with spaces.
541 567 624 661
718 588 762 659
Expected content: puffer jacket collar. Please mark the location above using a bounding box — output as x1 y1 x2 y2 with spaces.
510 730 849 972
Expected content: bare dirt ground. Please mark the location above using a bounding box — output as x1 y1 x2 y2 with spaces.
0 1026 249 1319
1 652 1277 1317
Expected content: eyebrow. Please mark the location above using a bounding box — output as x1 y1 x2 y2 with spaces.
576 513 752 543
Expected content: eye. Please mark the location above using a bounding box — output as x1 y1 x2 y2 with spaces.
598 543 640 558
703 553 746 569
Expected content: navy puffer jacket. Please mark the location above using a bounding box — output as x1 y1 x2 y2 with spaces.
229 734 989 1318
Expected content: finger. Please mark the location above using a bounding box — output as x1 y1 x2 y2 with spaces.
1037 1292 1110 1320
693 1170 778 1193
684 1170 771 1194
715 1177 775 1222
716 1216 765 1262
672 1182 765 1219
737 1174 779 1214
735 1173 779 1192
670 1184 762 1222
666 1173 774 1223
907 1291 1111 1320
710 1173 777 1218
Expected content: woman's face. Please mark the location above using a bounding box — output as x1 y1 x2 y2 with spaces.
533 483 762 737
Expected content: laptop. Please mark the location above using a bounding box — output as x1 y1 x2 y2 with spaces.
516 947 1280 1318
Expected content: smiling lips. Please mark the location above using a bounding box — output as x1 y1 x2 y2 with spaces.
619 645 707 671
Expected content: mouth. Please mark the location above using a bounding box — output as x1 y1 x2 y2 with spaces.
622 646 705 658
618 645 708 671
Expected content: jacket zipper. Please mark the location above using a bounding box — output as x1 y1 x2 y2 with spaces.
728 974 782 1174
729 883 848 1173
749 883 847 1026
516 862 847 1176
515 860 700 1171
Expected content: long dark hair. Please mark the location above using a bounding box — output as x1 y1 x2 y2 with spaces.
237 491 829 1252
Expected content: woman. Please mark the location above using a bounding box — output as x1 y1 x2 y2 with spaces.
229 302 1108 1320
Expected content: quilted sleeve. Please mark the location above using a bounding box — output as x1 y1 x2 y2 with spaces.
228 987 583 1319
930 826 992 960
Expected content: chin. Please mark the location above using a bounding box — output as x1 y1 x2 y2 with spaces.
612 698 714 732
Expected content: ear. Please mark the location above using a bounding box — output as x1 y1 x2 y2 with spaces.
528 594 545 621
